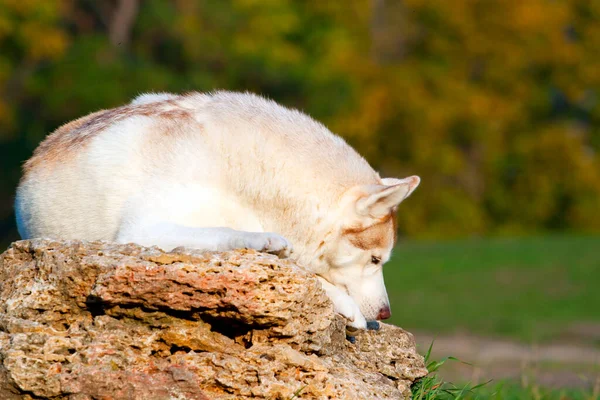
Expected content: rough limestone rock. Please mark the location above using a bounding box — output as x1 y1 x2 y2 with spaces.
0 240 427 399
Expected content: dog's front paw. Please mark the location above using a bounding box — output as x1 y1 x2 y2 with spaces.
338 299 367 330
317 276 367 331
239 232 292 257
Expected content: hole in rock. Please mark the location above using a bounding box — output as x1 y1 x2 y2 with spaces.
203 315 254 345
169 344 192 354
85 295 106 317
260 353 275 361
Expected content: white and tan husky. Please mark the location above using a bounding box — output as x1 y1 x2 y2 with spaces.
15 91 420 329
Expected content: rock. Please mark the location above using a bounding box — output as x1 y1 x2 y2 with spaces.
0 240 427 399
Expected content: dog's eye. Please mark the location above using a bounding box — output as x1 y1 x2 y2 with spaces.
371 256 381 265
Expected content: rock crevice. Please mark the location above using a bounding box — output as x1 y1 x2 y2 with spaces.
0 240 427 399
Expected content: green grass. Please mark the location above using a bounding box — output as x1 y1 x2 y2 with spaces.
384 235 600 343
413 369 599 399
412 344 600 399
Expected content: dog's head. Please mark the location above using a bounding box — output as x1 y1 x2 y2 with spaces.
317 175 420 321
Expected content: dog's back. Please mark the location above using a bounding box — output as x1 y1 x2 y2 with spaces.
16 91 378 242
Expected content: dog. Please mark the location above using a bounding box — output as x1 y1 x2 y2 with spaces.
15 91 420 330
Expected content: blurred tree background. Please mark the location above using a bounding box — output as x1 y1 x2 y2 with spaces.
1 0 600 245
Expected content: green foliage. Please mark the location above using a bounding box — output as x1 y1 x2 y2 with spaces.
288 384 307 400
413 343 599 399
1 0 600 242
412 343 488 400
384 234 600 342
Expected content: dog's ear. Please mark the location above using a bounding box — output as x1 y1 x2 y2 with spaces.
356 176 420 219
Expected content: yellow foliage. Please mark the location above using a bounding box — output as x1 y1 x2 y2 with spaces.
20 22 68 60
1 0 599 239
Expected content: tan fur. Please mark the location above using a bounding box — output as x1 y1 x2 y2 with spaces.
23 109 107 174
342 214 396 250
24 101 192 176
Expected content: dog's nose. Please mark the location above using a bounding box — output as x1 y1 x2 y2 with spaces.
376 306 391 320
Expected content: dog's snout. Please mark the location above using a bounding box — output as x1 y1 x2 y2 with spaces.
376 306 391 320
